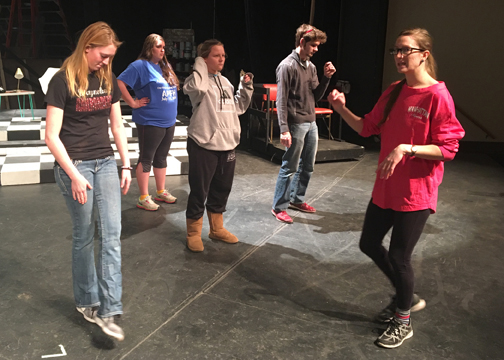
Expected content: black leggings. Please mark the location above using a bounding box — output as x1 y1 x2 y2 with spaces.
136 124 175 172
186 137 236 219
359 199 430 310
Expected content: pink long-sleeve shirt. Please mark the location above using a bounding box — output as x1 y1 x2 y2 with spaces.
360 81 465 213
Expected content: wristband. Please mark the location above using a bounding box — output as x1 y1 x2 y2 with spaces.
121 166 133 170
410 145 418 157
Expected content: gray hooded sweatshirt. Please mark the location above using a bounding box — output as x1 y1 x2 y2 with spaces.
183 57 254 151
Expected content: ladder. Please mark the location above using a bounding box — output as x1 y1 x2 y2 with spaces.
3 0 73 58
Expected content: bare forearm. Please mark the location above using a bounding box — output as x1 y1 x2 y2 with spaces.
110 102 131 167
117 80 136 107
45 136 81 179
336 106 363 133
401 144 444 160
45 105 80 180
111 125 130 167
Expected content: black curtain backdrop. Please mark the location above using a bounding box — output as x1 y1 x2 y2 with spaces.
61 0 388 143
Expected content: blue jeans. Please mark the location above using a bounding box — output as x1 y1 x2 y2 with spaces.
272 122 318 211
54 157 123 317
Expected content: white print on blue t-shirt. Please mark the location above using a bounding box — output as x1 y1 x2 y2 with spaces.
162 88 177 102
117 60 178 127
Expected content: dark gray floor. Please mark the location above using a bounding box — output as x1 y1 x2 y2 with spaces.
1 149 503 360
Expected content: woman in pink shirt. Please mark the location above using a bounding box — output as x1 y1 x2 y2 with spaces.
328 28 464 348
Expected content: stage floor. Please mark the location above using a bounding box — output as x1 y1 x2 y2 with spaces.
0 148 502 359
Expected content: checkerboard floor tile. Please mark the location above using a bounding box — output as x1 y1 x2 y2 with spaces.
0 148 188 186
1 115 188 142
0 114 190 186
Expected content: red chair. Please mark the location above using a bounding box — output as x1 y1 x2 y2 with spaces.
259 84 337 140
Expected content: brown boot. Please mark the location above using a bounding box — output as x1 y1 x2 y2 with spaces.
207 211 238 244
186 217 204 252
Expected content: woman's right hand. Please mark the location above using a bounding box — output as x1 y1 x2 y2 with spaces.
71 173 93 204
327 89 346 111
132 97 149 109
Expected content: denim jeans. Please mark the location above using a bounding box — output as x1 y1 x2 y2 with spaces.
272 122 318 211
54 157 123 317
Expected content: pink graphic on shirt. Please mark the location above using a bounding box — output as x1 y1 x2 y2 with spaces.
76 95 112 112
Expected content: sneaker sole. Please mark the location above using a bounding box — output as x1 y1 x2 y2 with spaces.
288 204 316 213
154 197 176 204
375 329 413 349
136 204 159 211
95 318 125 342
411 299 426 312
76 308 96 323
271 210 293 224
375 315 393 324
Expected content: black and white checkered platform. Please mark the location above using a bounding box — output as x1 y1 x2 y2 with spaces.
0 114 189 186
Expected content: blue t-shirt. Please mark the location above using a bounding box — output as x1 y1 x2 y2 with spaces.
118 59 177 127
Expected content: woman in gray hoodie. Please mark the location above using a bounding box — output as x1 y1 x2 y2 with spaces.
183 39 253 252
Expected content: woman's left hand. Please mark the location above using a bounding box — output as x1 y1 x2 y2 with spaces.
121 169 132 195
376 144 409 180
243 74 251 83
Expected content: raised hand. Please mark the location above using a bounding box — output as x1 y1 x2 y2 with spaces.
327 89 346 111
324 62 336 78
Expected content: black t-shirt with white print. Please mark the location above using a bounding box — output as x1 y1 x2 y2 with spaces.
45 71 121 161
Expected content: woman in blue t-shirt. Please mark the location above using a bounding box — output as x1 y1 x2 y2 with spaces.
118 34 179 211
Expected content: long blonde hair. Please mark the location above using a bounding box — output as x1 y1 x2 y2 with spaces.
138 34 179 89
61 21 122 98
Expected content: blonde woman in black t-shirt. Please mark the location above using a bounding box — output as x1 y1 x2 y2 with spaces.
45 21 131 342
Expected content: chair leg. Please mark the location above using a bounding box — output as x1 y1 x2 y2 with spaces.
328 114 333 140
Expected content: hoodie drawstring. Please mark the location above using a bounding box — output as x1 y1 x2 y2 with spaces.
213 75 229 111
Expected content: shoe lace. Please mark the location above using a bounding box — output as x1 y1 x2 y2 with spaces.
385 319 404 339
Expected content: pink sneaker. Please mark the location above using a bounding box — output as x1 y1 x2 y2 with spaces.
288 202 316 213
271 209 293 224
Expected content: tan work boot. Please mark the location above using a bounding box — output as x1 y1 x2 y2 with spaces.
207 211 238 244
186 217 204 252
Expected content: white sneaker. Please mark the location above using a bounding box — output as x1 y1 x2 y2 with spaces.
136 195 159 211
95 315 125 341
76 306 97 323
154 190 177 204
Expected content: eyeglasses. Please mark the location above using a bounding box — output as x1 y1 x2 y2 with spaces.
389 47 425 56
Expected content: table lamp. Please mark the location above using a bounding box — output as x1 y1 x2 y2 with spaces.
14 68 24 92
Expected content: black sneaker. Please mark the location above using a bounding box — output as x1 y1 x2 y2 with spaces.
375 294 426 323
375 317 413 348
